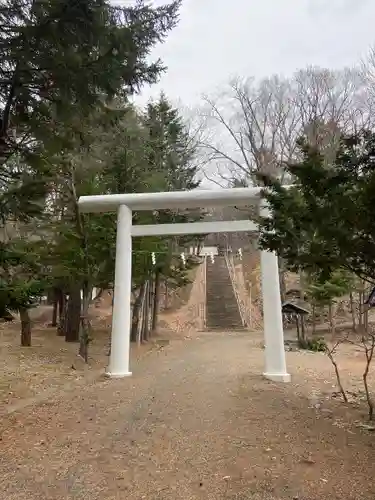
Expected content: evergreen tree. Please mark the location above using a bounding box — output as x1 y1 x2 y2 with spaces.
137 95 204 336
306 270 353 335
258 130 375 284
0 0 182 345
0 236 48 345
0 0 181 165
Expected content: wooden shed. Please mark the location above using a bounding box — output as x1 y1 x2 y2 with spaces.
282 301 310 342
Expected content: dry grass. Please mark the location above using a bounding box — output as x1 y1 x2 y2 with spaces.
0 269 204 413
0 310 158 413
2 262 375 499
1 329 375 500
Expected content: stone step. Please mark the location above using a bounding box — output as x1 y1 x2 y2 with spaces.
205 256 243 331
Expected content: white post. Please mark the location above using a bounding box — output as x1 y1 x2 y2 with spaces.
106 204 133 378
259 202 291 383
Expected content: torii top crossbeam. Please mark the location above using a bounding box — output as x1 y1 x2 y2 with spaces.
78 187 262 213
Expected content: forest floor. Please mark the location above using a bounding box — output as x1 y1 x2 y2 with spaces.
1 318 375 499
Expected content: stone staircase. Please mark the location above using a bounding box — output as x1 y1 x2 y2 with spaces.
205 256 244 331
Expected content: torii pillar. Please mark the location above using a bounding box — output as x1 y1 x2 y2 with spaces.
259 201 290 382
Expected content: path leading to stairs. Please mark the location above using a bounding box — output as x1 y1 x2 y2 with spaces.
1 331 375 500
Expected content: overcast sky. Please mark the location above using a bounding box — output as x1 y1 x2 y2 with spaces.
135 0 375 106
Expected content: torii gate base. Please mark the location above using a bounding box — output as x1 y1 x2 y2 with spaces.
78 187 291 383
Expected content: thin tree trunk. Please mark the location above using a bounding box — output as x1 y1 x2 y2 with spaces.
295 315 300 343
131 284 145 342
349 291 356 332
79 283 92 362
137 287 145 347
312 302 316 335
19 307 31 347
328 301 336 337
364 307 369 333
152 271 161 332
51 298 58 327
57 292 66 336
299 270 305 301
141 281 150 342
301 315 306 342
326 350 348 403
278 257 286 302
148 275 154 337
164 280 169 309
50 287 63 328
363 355 374 420
358 291 363 328
65 285 81 342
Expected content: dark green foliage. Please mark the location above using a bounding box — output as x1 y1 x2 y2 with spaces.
144 92 200 191
0 0 181 164
307 270 353 307
258 131 375 284
0 238 48 313
139 94 203 282
0 0 183 344
299 337 327 352
47 93 203 302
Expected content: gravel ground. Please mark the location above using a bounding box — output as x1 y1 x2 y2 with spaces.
1 331 375 500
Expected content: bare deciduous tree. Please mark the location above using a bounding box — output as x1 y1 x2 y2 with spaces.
199 66 369 186
325 338 348 403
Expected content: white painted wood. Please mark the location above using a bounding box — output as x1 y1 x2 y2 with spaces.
106 205 133 378
78 187 261 213
199 246 219 257
259 202 290 383
77 186 291 384
131 219 257 237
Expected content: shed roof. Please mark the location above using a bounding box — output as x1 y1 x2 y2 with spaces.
281 301 310 315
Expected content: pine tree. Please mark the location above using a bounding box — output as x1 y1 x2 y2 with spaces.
307 270 353 335
0 236 48 345
0 0 181 165
136 95 203 335
0 0 182 345
258 130 375 284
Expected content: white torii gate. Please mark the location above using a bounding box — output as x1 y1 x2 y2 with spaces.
78 187 290 383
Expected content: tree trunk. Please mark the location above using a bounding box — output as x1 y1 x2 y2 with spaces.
131 284 145 342
50 287 64 328
328 301 336 337
364 307 369 333
295 315 300 343
137 286 145 346
326 350 348 403
141 281 150 343
358 291 364 327
152 271 161 332
19 307 31 347
57 292 67 336
79 284 92 362
164 280 169 309
311 302 316 335
65 285 81 342
278 257 286 302
349 291 356 332
51 297 58 327
148 276 154 337
301 315 306 342
299 270 305 301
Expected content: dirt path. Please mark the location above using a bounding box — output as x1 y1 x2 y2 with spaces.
1 332 375 500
